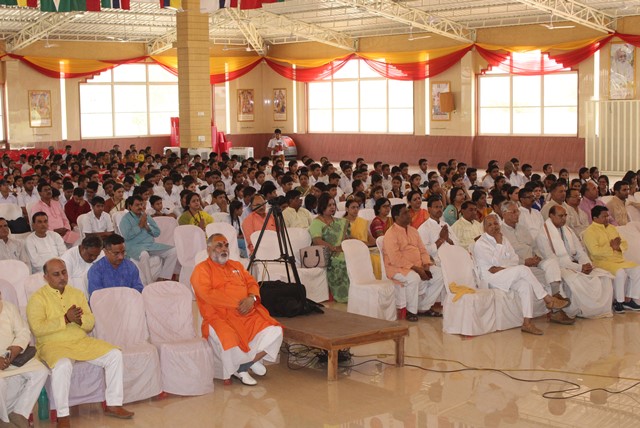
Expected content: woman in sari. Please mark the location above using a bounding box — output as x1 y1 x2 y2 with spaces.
104 183 126 215
178 192 214 231
407 190 429 229
472 189 492 222
370 198 393 239
344 199 381 279
443 187 466 225
309 193 350 302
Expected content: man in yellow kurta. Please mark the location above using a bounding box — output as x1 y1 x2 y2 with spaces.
191 234 283 386
26 258 134 428
583 205 640 314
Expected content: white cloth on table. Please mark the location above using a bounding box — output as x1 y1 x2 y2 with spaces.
535 218 613 317
207 325 283 381
473 233 549 318
50 349 123 418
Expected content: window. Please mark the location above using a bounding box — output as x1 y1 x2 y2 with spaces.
308 59 413 133
478 51 578 135
80 64 179 138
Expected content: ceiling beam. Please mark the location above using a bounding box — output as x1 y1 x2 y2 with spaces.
250 9 357 51
147 30 177 55
5 12 79 52
224 8 267 55
330 0 475 43
513 0 615 33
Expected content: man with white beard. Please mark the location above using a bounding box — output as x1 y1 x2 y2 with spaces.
191 234 283 386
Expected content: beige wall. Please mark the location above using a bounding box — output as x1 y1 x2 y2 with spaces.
1 18 638 155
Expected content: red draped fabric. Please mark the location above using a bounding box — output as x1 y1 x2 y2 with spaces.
476 45 569 75
210 58 262 84
361 45 473 80
264 54 355 82
616 32 640 48
549 34 614 68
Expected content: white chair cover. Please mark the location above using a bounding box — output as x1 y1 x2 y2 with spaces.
358 208 376 222
142 282 214 396
154 216 179 246
45 362 106 412
376 237 388 280
173 225 207 288
618 224 640 265
0 203 23 221
438 245 496 336
336 201 346 211
0 260 30 315
0 279 20 308
388 198 405 207
76 213 90 239
252 229 330 303
212 212 232 224
342 239 396 321
24 273 46 301
90 288 162 403
112 210 128 235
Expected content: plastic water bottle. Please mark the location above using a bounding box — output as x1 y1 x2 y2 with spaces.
37 388 49 420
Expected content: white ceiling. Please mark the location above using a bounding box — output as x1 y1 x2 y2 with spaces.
1 0 639 54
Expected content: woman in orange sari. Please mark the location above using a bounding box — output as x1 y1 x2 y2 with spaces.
407 190 429 229
472 189 492 222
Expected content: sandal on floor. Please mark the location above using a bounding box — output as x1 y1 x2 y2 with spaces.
418 309 443 317
406 312 419 322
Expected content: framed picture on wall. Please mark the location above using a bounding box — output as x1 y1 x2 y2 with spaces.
610 42 636 100
273 88 286 121
431 81 450 121
237 89 255 122
28 90 52 128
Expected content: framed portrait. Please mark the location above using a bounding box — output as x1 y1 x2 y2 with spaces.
431 81 450 121
273 88 286 121
28 90 52 128
610 42 636 100
237 89 255 122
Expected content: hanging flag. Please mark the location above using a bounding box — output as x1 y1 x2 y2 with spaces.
229 0 275 9
159 0 181 9
101 0 130 9
40 0 101 11
200 0 229 13
0 0 38 7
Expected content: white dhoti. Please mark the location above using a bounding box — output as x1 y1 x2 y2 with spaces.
0 361 49 422
486 265 549 318
561 268 613 318
613 266 640 302
50 349 124 418
392 266 444 314
147 247 179 279
208 325 283 381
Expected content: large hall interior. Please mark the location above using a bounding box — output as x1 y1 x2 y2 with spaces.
2 0 640 427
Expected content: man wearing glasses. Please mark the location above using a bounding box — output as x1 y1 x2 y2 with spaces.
87 234 143 299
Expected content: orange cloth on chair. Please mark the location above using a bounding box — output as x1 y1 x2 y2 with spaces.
191 258 280 352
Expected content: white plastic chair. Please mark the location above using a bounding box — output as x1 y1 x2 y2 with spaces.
0 259 30 316
438 245 496 336
174 225 207 287
90 287 162 403
342 239 396 321
358 208 376 222
252 229 330 303
142 281 214 396
154 216 179 246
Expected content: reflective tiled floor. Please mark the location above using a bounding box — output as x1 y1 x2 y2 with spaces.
33 305 640 428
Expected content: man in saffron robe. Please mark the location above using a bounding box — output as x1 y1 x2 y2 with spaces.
191 234 282 386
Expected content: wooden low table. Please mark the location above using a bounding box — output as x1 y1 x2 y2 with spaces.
277 308 409 381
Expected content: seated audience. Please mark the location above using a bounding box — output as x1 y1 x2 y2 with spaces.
451 201 483 251
0 217 30 267
25 212 66 273
82 197 114 239
282 190 313 229
87 234 143 298
32 183 79 245
61 236 104 299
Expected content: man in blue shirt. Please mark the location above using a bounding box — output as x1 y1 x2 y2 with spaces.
87 234 143 298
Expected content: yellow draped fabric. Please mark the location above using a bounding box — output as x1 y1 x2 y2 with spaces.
449 282 476 302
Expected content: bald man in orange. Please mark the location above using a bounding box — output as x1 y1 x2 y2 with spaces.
191 234 282 386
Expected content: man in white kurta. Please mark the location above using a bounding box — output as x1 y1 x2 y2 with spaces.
499 201 573 324
0 295 48 427
535 206 613 319
60 236 104 299
82 197 114 239
0 218 30 268
417 196 459 265
26 258 133 428
518 188 544 238
25 212 67 273
565 188 589 237
473 214 569 335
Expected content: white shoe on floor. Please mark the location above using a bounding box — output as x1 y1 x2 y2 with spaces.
251 361 267 376
233 371 257 386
